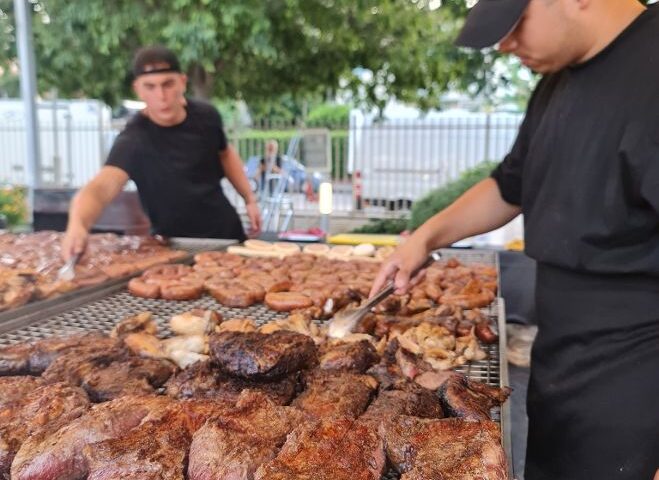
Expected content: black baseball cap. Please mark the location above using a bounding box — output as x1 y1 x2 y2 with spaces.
132 45 181 78
455 0 531 49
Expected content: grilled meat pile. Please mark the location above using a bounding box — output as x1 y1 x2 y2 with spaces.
0 321 509 480
0 232 186 311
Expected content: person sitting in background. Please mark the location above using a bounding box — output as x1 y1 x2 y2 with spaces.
255 139 283 196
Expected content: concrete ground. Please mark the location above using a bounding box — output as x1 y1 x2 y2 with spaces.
509 364 530 479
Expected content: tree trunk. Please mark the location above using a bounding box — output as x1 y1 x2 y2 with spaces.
188 63 213 100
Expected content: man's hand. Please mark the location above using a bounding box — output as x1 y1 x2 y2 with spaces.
61 223 89 261
369 235 430 298
245 201 262 237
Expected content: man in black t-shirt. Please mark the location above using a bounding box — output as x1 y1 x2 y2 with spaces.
372 1 659 479
62 46 261 258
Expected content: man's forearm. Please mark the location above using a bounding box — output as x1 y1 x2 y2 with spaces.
67 187 108 231
415 178 521 250
221 145 257 204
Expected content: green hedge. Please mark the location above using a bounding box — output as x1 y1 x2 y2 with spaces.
408 161 498 230
350 160 498 234
0 185 27 227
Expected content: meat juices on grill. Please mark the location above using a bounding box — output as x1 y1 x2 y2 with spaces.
254 417 385 480
0 334 119 376
165 361 300 405
292 371 378 419
209 330 317 380
381 416 508 480
358 383 443 430
11 395 173 480
0 376 44 405
0 383 89 479
318 340 379 373
83 413 191 480
187 390 306 480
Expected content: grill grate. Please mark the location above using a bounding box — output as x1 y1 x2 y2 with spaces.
0 248 506 479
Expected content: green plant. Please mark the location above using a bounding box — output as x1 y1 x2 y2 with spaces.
408 161 498 230
306 104 350 128
0 185 27 227
351 217 409 234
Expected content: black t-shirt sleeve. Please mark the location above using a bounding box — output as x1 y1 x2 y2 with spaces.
490 76 554 206
105 129 139 177
209 106 228 152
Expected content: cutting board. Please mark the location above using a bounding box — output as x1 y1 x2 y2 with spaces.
327 233 401 246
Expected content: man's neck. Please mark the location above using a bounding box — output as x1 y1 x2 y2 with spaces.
578 0 646 63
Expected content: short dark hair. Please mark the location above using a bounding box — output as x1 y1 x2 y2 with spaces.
132 45 181 78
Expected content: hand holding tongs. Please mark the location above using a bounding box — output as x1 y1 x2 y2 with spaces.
327 249 442 338
57 253 80 281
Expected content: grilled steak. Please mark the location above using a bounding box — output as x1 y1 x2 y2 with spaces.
165 361 300 405
11 395 173 480
414 370 511 421
0 334 118 376
209 330 317 380
381 416 508 479
80 357 176 402
359 383 443 430
0 383 89 479
188 390 305 480
83 413 191 480
292 371 377 419
254 417 385 480
318 340 378 373
0 376 44 405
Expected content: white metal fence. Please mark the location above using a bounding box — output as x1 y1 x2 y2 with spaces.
0 105 523 215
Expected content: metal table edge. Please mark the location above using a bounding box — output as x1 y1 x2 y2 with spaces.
498 297 514 480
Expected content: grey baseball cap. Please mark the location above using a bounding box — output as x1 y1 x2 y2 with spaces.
455 0 531 49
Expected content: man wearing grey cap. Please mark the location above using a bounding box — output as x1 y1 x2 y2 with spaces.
372 1 659 479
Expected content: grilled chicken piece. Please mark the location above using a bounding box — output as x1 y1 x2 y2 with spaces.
292 371 377 419
0 334 119 376
0 383 89 479
359 383 443 430
254 417 385 480
165 360 300 405
318 339 379 373
11 395 174 480
381 416 507 480
169 309 221 336
188 391 306 480
110 311 157 338
209 330 317 380
83 413 190 480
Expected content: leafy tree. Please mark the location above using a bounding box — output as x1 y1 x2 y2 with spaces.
0 0 492 109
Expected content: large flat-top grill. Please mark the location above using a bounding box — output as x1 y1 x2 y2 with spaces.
0 247 512 479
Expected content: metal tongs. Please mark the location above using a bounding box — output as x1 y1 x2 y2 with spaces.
328 249 442 338
57 253 80 281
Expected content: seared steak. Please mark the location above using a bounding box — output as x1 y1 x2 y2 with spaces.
41 346 129 386
80 357 176 402
359 383 443 430
11 395 173 480
0 376 44 405
292 371 377 419
381 415 508 479
83 413 191 480
165 361 300 405
0 383 89 479
415 370 511 421
209 330 317 380
319 340 378 373
188 390 305 480
254 417 385 480
0 334 118 376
